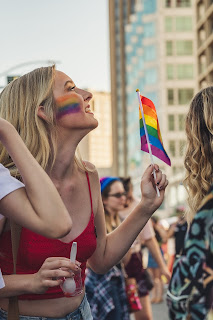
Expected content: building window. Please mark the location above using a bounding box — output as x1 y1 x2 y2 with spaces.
168 115 175 131
198 2 205 20
144 22 156 37
199 54 207 73
167 64 174 79
144 45 156 61
169 140 176 157
165 0 172 7
198 28 206 47
165 17 173 32
168 89 174 105
176 0 191 7
179 140 186 156
178 114 185 131
166 40 173 56
176 40 193 55
172 166 177 174
145 69 157 85
177 64 193 79
176 17 192 31
178 89 194 105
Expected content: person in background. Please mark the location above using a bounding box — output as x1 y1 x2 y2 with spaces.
0 66 168 320
167 86 213 319
85 176 130 320
147 216 167 304
119 177 171 320
167 206 187 257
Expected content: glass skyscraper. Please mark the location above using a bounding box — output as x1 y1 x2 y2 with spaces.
109 0 197 212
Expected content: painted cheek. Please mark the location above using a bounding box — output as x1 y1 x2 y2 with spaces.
55 94 81 120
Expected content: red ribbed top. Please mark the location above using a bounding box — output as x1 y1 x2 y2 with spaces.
0 172 97 300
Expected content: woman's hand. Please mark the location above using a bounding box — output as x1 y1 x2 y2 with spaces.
31 257 80 294
160 264 171 282
140 164 168 214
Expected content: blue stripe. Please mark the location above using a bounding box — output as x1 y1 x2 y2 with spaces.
141 133 165 152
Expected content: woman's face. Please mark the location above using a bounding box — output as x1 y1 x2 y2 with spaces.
103 181 127 213
53 70 98 131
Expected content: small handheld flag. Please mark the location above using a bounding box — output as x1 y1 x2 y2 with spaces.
136 90 171 197
136 90 171 166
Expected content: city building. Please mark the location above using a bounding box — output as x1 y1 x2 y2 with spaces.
79 90 113 177
109 0 197 214
196 0 213 88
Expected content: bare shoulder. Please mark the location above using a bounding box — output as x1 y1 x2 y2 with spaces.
83 161 101 215
83 161 99 180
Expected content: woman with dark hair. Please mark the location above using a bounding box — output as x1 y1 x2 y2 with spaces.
85 177 130 320
167 86 213 319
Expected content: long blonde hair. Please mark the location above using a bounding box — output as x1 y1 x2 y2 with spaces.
183 86 213 222
0 65 88 176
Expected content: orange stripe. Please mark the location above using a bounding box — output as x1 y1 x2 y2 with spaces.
143 104 157 120
141 96 156 112
139 105 157 121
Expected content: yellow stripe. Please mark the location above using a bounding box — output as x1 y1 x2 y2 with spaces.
140 114 157 129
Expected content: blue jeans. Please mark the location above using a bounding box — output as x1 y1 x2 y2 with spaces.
0 294 93 320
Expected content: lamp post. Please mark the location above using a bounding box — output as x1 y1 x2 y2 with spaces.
0 60 60 88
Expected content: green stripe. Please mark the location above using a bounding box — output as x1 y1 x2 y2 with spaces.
140 121 158 139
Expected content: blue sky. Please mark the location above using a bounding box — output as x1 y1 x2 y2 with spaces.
0 0 110 91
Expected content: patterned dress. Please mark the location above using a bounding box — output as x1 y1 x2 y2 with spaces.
167 185 213 319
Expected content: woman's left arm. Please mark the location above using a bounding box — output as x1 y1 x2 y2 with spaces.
88 164 168 274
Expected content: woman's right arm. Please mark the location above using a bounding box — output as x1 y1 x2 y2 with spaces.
0 118 72 238
0 257 78 298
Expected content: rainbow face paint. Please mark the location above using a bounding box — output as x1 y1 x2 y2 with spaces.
56 94 81 120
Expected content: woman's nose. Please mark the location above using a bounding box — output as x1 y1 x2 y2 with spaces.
76 88 93 102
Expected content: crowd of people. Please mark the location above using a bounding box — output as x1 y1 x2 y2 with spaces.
0 65 211 320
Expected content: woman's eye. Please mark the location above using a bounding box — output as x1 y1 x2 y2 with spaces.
67 86 76 91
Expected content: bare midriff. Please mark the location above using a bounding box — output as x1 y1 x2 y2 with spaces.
0 289 85 318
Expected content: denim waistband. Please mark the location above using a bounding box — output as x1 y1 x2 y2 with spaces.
0 294 93 320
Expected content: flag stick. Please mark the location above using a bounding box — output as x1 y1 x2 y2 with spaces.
136 89 160 197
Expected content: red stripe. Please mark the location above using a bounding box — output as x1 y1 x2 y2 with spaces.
141 96 156 112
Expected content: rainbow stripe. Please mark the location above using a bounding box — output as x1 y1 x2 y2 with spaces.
56 95 81 119
139 95 171 166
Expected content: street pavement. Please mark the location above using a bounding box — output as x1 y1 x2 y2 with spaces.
152 295 169 320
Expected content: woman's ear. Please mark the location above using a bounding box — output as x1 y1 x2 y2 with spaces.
37 105 48 121
102 197 108 206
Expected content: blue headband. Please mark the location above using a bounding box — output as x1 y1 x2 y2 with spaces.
100 177 120 193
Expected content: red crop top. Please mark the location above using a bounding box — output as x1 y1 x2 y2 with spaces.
0 172 97 300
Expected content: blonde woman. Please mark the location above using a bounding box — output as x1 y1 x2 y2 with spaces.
167 86 213 319
0 66 168 320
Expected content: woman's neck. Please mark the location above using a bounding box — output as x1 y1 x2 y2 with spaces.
47 139 78 181
107 208 118 220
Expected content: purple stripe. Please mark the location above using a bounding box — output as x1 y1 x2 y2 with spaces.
56 104 80 119
141 143 171 166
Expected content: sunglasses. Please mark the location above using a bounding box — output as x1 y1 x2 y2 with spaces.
108 192 127 198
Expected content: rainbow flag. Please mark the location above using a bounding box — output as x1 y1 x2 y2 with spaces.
139 95 171 166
